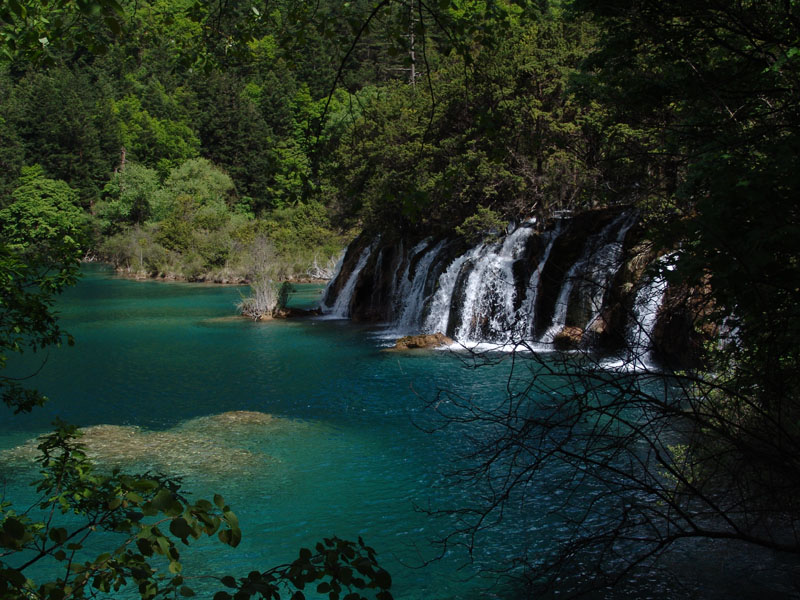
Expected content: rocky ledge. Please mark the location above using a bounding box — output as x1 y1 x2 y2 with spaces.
392 332 454 351
552 326 584 350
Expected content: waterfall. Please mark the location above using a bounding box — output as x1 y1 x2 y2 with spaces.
583 212 637 331
394 239 448 333
421 245 482 336
320 243 374 318
319 250 346 309
512 220 563 341
391 238 431 320
626 258 671 367
539 213 635 345
452 224 537 343
320 210 675 361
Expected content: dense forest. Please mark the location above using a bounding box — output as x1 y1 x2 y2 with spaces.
0 0 627 285
2 0 800 598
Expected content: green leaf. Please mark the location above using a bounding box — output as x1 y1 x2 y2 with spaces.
48 527 68 543
1 567 27 587
126 492 144 504
374 569 392 589
3 517 25 540
104 16 122 35
169 517 194 542
218 528 242 547
137 537 154 556
8 0 24 18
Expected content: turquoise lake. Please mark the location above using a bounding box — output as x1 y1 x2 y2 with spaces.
0 265 792 599
0 265 533 599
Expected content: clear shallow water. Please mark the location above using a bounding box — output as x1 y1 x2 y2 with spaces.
1 266 795 600
0 265 531 599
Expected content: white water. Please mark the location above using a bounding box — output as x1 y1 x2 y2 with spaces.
452 224 537 343
539 213 634 345
319 250 346 308
627 273 668 366
320 243 375 318
600 261 670 372
391 239 431 322
583 212 637 331
325 211 667 361
421 245 483 336
394 239 447 333
512 221 564 341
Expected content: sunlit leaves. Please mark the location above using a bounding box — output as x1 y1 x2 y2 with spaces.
0 169 85 413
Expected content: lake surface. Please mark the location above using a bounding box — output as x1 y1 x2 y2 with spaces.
0 265 793 599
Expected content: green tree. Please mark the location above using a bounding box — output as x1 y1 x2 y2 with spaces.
328 12 599 235
0 72 25 196
421 1 800 594
0 0 124 65
161 158 235 210
190 71 276 208
573 0 800 425
95 162 161 233
0 166 85 414
1 166 88 256
111 94 200 177
9 68 120 202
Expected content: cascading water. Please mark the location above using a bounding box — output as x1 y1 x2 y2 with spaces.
320 243 375 318
391 239 431 321
582 212 638 330
452 224 537 343
626 260 670 367
319 250 346 308
394 240 447 333
322 210 671 360
512 221 563 341
539 213 635 345
421 246 482 336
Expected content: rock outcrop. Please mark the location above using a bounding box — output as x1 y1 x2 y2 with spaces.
392 332 454 350
552 326 584 350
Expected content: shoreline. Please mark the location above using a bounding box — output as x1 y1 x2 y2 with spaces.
83 260 331 287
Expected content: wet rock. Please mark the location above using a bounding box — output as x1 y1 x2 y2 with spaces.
393 332 454 350
553 326 583 350
272 307 321 319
